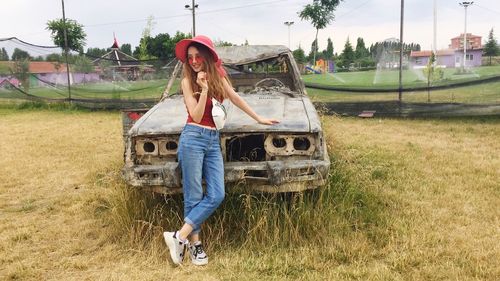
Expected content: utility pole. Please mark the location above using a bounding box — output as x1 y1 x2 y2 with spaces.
61 0 71 103
433 0 437 56
284 21 294 49
398 0 404 102
185 0 199 36
459 1 473 70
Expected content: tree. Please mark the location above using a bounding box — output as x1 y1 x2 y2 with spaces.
138 16 156 61
46 53 64 62
483 28 499 65
214 39 234 47
298 0 342 64
354 37 369 60
293 46 306 64
340 37 355 68
120 44 132 56
148 33 170 60
161 31 190 58
33 56 44 61
46 18 86 52
11 58 31 92
73 56 94 73
0 48 9 61
98 60 113 80
369 41 420 68
307 39 319 63
171 32 190 50
11 48 31 61
423 52 444 102
325 37 334 60
86 48 107 59
133 31 189 62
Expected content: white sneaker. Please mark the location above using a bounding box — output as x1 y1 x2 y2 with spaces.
163 231 186 265
189 241 208 266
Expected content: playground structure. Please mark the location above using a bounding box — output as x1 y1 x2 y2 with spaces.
306 59 335 74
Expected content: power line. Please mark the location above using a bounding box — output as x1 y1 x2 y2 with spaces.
474 4 500 16
82 0 288 28
84 14 187 28
197 0 288 15
199 16 249 43
335 0 373 20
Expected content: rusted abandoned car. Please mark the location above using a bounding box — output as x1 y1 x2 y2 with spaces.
122 45 329 193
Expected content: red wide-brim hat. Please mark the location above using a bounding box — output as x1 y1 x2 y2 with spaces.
175 35 219 63
175 35 226 77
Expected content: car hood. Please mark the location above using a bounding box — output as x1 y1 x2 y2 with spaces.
129 92 320 136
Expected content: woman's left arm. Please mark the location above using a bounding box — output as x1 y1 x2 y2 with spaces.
224 79 279 125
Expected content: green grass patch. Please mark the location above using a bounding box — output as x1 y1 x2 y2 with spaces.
307 81 500 104
303 65 500 89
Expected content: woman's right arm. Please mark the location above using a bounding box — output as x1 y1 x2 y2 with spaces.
182 78 208 123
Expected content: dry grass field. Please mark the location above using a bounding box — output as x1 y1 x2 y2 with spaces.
0 105 499 280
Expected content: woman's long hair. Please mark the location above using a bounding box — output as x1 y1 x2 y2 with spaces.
181 42 230 101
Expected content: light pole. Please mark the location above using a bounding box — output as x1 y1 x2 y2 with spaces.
284 21 294 49
185 0 199 36
398 0 404 102
459 1 473 70
61 0 71 103
433 0 437 56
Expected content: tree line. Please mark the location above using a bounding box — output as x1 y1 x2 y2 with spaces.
292 28 500 70
1 12 499 73
292 36 422 70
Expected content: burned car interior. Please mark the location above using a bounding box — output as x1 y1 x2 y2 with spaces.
223 56 298 94
122 45 330 193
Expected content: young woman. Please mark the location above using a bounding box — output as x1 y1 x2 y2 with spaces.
164 35 279 266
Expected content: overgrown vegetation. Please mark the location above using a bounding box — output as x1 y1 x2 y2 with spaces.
1 110 499 280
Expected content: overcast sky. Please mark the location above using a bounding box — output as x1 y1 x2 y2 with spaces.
1 0 499 56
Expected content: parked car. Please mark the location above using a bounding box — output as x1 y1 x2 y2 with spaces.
122 45 330 193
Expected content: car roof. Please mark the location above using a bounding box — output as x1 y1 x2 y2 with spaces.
215 45 290 65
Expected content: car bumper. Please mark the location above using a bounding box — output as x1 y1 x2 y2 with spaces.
122 159 330 193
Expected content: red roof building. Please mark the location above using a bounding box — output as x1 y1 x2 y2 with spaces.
0 61 68 74
450 33 482 50
410 49 455 58
92 36 154 80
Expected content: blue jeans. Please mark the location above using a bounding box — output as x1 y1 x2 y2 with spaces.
178 124 225 234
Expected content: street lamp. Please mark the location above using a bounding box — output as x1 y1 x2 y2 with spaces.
398 0 404 102
459 1 473 70
61 0 72 103
433 0 437 56
284 21 294 49
185 0 199 36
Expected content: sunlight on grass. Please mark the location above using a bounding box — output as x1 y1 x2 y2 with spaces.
0 108 498 280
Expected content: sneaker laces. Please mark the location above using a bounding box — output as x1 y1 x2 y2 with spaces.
191 243 207 259
194 244 204 256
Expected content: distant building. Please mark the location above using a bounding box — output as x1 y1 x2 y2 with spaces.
450 33 482 50
0 61 99 87
0 76 20 88
92 37 154 81
410 33 482 69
